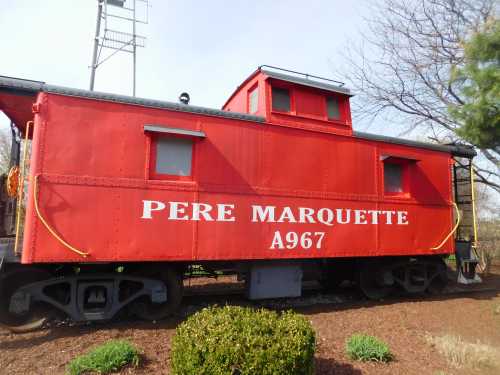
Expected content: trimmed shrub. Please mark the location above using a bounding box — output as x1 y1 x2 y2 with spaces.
66 339 140 375
171 305 316 375
346 334 392 362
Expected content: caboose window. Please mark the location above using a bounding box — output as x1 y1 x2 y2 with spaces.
326 97 340 120
248 86 258 114
155 137 193 176
384 162 403 193
272 87 290 112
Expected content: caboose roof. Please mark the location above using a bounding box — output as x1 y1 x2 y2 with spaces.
222 66 352 110
0 74 475 158
0 75 265 128
261 67 352 96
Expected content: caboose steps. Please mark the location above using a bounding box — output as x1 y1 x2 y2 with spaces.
455 240 482 284
452 157 481 285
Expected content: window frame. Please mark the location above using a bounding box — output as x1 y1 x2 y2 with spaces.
268 80 348 125
382 156 413 198
144 125 205 182
248 84 259 114
271 85 293 113
325 96 342 121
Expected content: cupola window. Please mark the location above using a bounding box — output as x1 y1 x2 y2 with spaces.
248 86 258 114
326 97 340 120
272 87 291 112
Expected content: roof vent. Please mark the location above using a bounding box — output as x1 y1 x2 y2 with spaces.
179 92 190 105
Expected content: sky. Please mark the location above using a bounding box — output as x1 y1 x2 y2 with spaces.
1 1 498 213
0 0 372 127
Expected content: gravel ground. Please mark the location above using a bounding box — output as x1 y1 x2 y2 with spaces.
1 269 499 375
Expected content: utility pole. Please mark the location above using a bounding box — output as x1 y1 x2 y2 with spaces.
89 0 104 91
88 0 148 96
132 0 137 96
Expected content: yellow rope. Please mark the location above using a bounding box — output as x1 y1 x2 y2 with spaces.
33 174 89 258
469 164 486 272
14 121 32 255
431 202 461 251
470 164 479 248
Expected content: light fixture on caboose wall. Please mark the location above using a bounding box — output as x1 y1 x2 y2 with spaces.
179 92 190 105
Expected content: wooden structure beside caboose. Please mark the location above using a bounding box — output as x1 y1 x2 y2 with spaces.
0 66 479 331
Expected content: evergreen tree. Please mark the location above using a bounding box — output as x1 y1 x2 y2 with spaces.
450 20 500 150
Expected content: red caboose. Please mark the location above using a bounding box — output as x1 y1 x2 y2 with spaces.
0 66 479 331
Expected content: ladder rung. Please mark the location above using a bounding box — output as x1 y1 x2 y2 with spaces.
461 259 479 265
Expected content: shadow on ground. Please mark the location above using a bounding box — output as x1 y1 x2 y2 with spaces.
1 270 499 351
315 357 363 374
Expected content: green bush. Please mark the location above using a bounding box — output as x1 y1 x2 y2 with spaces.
171 305 316 375
346 334 392 362
66 339 140 375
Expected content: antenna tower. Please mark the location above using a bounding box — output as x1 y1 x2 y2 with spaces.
89 0 149 96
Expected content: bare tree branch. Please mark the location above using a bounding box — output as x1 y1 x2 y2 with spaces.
340 0 499 192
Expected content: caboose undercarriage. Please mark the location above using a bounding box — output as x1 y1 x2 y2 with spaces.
0 255 449 332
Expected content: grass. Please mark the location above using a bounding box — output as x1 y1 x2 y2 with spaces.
66 340 140 375
345 334 393 363
426 334 500 370
494 304 500 315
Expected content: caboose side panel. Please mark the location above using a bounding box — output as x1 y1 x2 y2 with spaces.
22 92 453 263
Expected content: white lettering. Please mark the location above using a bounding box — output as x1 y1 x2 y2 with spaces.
285 232 299 248
314 232 325 248
367 210 379 224
141 200 166 219
298 207 316 223
270 231 326 249
397 211 409 225
168 202 189 220
217 204 235 222
140 200 410 226
277 207 297 223
252 205 276 222
317 208 334 226
300 232 313 249
354 210 368 224
336 209 351 224
270 231 284 249
380 210 396 224
192 203 214 221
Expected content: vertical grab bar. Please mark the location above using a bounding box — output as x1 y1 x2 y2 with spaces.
14 120 32 255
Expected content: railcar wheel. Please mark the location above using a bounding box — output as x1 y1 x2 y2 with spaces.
359 264 394 300
427 259 449 295
0 267 52 333
129 267 183 321
319 271 344 291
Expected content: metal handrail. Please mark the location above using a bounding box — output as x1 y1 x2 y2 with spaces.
14 121 32 255
259 65 345 87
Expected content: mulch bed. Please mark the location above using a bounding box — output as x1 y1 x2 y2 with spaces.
1 269 499 375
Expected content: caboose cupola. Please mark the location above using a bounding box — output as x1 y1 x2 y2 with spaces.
223 65 353 136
